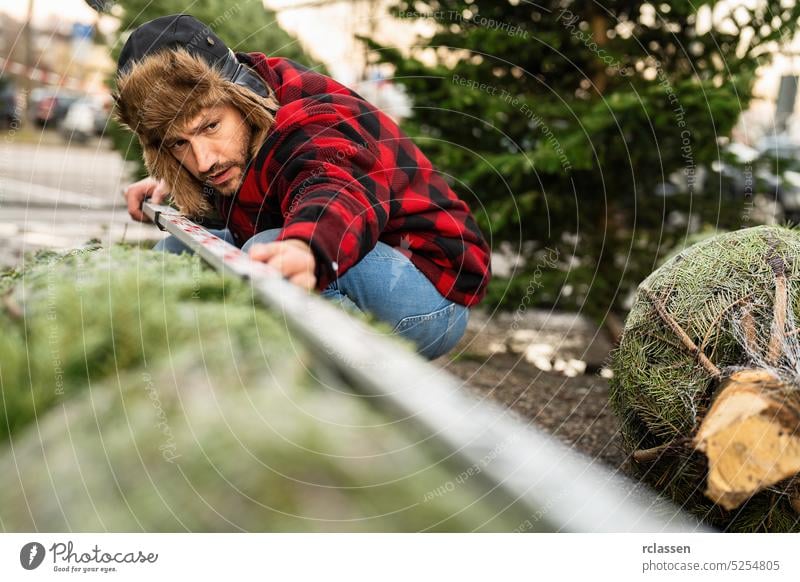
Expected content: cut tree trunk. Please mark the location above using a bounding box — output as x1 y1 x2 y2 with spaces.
692 369 800 510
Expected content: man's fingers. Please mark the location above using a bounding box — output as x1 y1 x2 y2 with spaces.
267 253 305 276
288 271 316 291
126 189 147 222
267 247 315 276
123 177 161 222
249 242 310 267
248 243 278 262
249 242 316 289
151 180 170 204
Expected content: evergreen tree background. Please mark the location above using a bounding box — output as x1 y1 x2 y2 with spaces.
368 1 800 320
103 0 316 179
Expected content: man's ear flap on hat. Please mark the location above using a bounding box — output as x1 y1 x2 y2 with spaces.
110 87 137 135
110 91 126 128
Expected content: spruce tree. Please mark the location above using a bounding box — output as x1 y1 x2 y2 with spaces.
369 1 800 318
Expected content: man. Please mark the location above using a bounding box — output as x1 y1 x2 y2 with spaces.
116 14 491 360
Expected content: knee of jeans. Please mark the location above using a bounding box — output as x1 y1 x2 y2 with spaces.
320 288 362 316
390 303 467 360
424 305 468 359
417 305 466 359
153 235 191 255
440 305 469 356
242 228 283 253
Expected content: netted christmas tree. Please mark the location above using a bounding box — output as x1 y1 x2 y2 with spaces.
612 225 800 532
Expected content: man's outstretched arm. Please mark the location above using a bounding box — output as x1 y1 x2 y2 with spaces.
250 109 392 291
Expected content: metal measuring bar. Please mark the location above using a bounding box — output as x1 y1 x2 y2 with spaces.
143 201 707 532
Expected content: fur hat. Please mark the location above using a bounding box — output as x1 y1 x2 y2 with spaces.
113 26 278 217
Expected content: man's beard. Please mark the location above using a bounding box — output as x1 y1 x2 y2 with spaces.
200 133 252 196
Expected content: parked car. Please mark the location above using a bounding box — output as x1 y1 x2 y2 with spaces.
61 97 107 143
650 134 800 223
755 167 800 221
0 78 19 129
756 133 800 161
92 95 112 136
35 90 81 128
750 134 800 221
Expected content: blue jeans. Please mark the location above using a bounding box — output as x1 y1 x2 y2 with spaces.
154 228 469 359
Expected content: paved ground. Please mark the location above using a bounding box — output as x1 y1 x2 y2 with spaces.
0 131 165 268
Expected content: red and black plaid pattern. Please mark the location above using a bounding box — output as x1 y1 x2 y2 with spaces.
215 53 491 307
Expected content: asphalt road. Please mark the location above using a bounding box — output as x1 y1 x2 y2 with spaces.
0 134 165 268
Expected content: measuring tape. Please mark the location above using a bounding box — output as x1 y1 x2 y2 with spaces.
142 201 704 532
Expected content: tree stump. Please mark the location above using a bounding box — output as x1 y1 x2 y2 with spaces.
693 369 800 510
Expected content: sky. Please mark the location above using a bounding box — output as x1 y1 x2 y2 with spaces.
0 0 417 81
1 0 100 25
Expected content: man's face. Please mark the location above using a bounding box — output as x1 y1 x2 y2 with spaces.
164 103 252 196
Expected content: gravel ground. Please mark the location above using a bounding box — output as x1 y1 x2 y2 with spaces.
434 308 631 472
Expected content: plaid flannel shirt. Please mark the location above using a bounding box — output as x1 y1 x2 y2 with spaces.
214 52 491 307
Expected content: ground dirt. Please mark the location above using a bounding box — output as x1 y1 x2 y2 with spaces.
433 308 632 473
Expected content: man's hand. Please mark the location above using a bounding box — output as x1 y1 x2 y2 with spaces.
122 177 170 222
249 239 317 291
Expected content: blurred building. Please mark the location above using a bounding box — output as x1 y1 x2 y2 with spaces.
268 0 421 120
0 8 114 102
